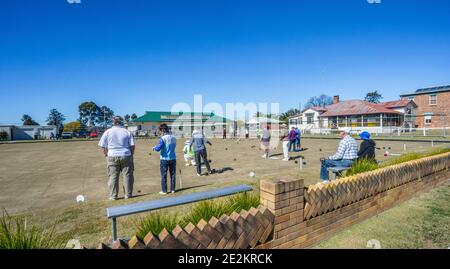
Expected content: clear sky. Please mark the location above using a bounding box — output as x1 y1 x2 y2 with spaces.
1 0 450 124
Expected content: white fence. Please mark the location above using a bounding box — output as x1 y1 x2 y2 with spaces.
302 127 450 138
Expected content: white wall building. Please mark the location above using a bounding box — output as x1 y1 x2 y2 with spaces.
0 125 57 141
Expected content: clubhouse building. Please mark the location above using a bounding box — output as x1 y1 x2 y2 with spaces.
131 111 234 137
288 95 417 134
0 125 58 141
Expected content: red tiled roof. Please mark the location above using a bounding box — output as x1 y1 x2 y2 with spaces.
319 100 401 117
378 99 416 108
303 106 328 112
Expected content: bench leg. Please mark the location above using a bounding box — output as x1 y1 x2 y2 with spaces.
112 218 117 243
331 172 337 180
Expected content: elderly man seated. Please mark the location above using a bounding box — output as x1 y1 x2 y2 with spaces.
320 130 358 182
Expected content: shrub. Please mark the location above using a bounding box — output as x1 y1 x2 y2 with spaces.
181 201 228 227
379 152 422 168
0 211 65 249
135 212 179 239
0 131 8 141
182 192 260 226
346 158 379 177
136 192 260 239
225 192 260 215
345 147 450 176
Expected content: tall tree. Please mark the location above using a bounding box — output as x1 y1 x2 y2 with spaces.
97 106 114 128
364 91 383 103
46 109 65 133
78 101 100 127
279 109 301 123
130 113 138 121
304 94 333 109
64 121 82 132
124 114 131 123
21 114 39 126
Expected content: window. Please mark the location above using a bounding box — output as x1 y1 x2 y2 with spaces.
408 96 415 101
429 95 437 105
306 113 314 124
178 126 183 131
425 115 432 125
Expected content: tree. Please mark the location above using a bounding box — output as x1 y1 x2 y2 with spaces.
78 102 100 127
304 94 333 109
124 114 131 123
21 114 39 126
46 109 65 134
131 113 138 121
364 91 383 103
96 106 114 128
64 121 82 133
279 109 301 123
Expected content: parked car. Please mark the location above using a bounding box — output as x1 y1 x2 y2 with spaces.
89 132 98 138
73 131 88 138
61 132 73 139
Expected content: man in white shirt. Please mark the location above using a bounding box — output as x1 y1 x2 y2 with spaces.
98 116 135 200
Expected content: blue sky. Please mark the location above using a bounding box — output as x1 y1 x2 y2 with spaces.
1 0 450 124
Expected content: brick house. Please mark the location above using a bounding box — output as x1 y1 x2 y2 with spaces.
400 85 450 128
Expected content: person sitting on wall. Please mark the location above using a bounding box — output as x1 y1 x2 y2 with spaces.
320 130 358 182
357 131 376 162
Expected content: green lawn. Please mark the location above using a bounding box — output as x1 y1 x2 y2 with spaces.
314 182 450 249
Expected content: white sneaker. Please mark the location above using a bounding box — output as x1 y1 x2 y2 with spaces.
262 154 267 158
185 163 190 166
282 158 289 161
109 197 117 201
170 190 175 194
197 173 201 177
159 191 167 195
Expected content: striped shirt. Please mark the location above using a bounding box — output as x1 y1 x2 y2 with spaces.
329 135 358 160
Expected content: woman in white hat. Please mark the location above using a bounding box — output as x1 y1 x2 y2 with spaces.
183 140 195 166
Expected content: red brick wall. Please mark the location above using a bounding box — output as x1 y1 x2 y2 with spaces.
401 91 450 128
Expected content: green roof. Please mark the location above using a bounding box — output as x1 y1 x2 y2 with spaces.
133 111 232 123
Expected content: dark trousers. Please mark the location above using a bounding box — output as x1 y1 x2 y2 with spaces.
289 140 296 152
195 149 211 175
160 159 176 192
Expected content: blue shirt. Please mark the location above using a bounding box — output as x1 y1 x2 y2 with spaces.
153 133 177 160
189 132 209 152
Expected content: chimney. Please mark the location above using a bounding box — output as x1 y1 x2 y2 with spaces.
333 95 340 104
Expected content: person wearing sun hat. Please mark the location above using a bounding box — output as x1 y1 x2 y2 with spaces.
183 139 196 166
358 131 376 161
